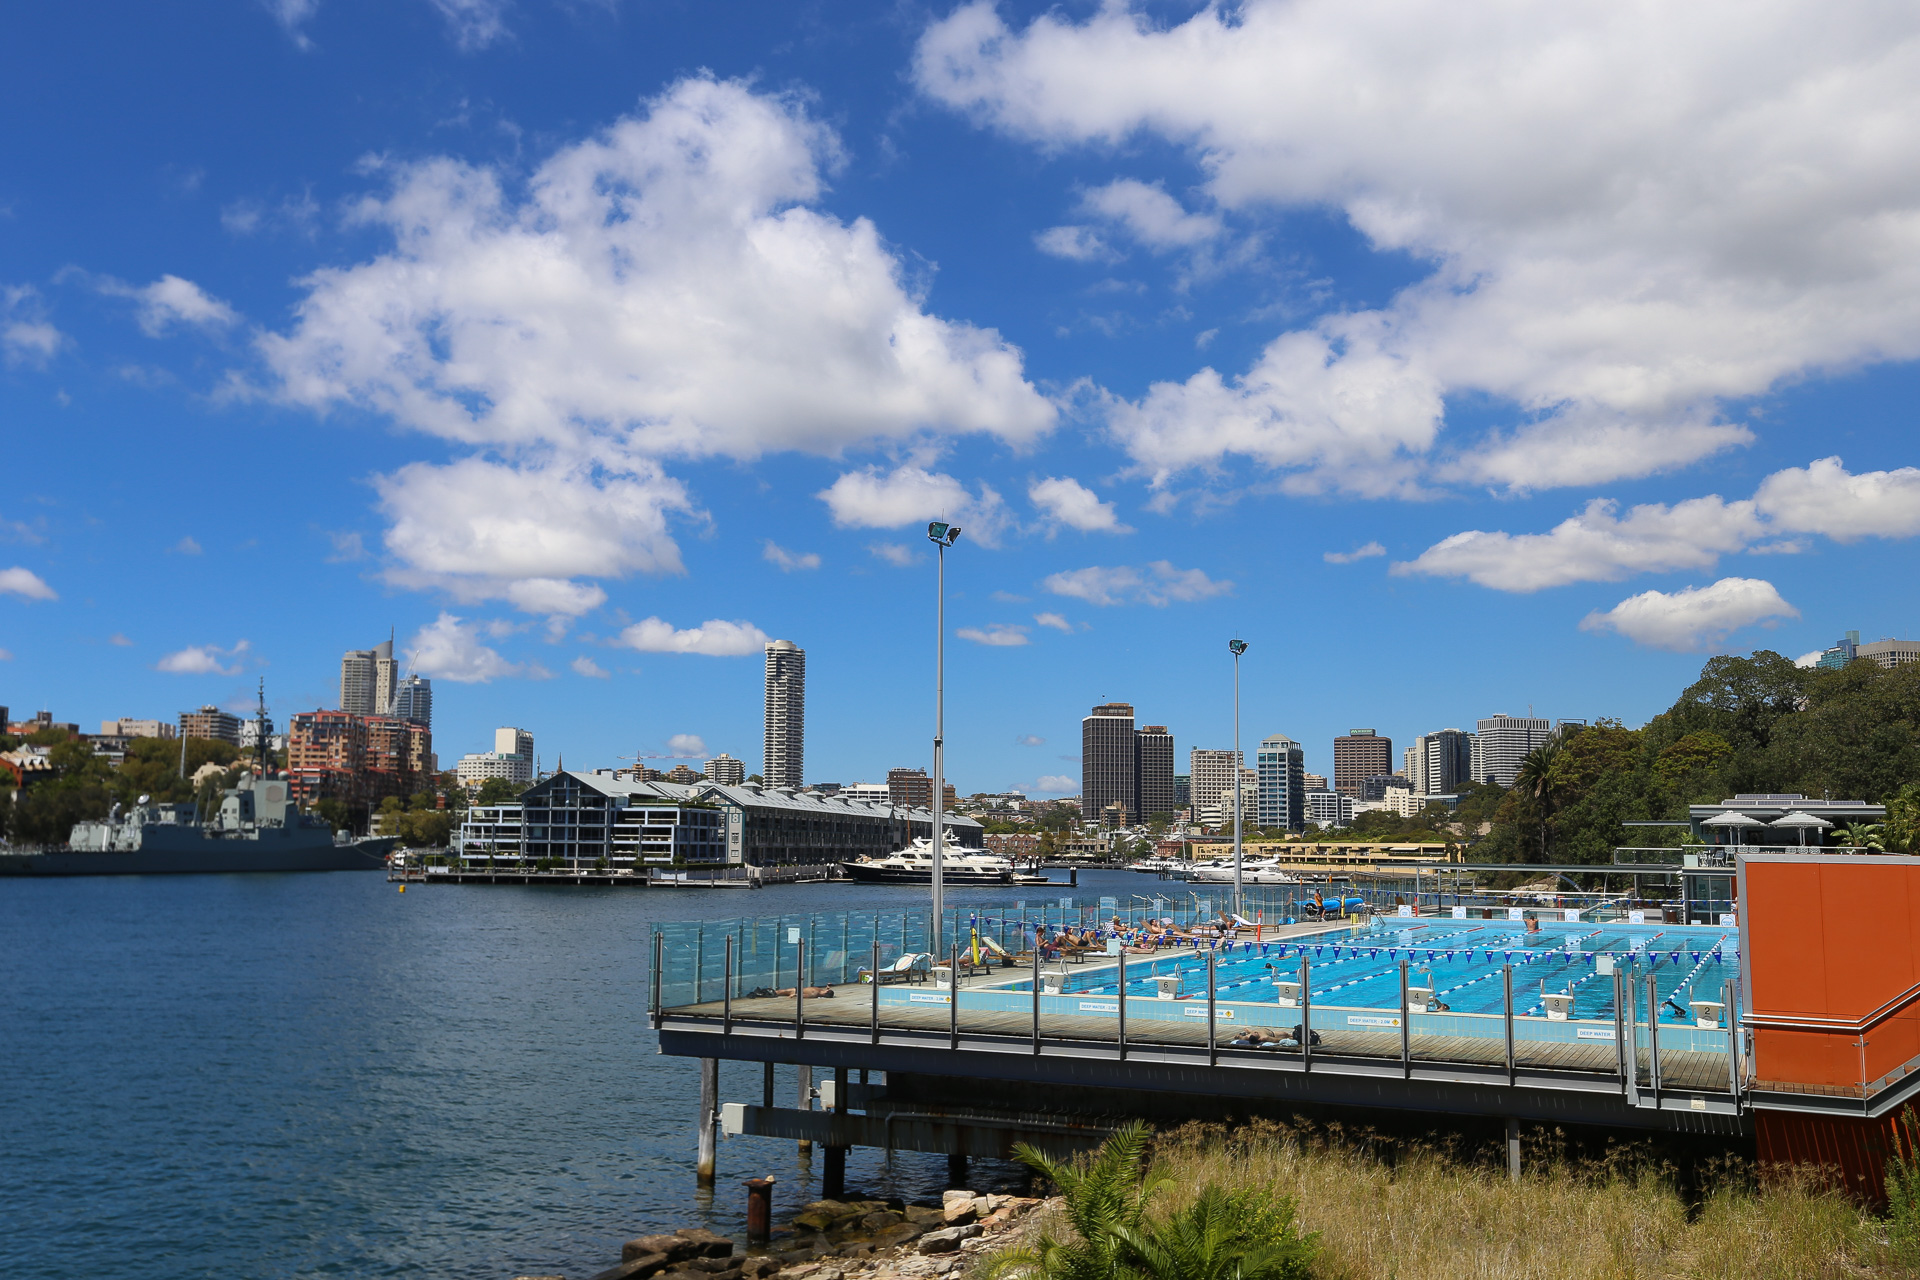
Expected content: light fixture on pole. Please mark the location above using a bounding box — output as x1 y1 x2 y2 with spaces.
1228 637 1248 915
928 520 963 958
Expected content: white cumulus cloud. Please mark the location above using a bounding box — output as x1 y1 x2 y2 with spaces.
1033 773 1078 793
1753 456 1920 542
102 275 240 337
1397 496 1764 592
616 617 771 656
916 1 1920 494
1794 650 1826 669
260 77 1051 613
0 567 57 601
666 733 708 757
405 612 544 682
1033 611 1073 632
869 542 918 567
1580 578 1798 652
957 624 1029 646
1029 476 1129 533
155 639 251 675
818 465 1011 545
1 286 63 368
571 655 609 678
763 541 822 571
1043 560 1231 607
1324 541 1385 565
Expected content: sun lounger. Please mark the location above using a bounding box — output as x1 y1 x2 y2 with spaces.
860 951 933 985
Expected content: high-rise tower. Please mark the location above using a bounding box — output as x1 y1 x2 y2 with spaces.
1081 702 1137 822
1134 725 1175 821
1332 729 1393 798
763 640 806 789
391 674 432 728
1256 734 1306 831
340 635 398 716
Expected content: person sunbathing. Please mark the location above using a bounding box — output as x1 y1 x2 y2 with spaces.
771 985 836 999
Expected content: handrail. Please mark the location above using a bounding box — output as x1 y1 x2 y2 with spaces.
1744 979 1920 1035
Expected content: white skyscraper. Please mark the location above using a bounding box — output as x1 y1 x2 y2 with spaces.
1475 714 1551 787
1188 748 1241 821
763 640 806 789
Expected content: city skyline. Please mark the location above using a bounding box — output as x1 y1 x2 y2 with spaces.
4 5 1919 798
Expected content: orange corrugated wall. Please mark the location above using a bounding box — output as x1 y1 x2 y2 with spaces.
1746 857 1920 1202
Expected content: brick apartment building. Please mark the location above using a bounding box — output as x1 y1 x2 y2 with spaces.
289 709 432 811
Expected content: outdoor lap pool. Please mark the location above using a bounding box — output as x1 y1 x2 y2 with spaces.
1006 919 1739 1024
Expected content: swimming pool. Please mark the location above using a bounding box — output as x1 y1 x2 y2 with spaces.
1005 920 1738 1024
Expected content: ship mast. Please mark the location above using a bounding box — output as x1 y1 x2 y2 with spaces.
254 678 271 777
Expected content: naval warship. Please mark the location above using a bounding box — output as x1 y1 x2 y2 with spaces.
0 769 395 875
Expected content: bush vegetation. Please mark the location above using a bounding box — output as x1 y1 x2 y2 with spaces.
981 1118 1907 1280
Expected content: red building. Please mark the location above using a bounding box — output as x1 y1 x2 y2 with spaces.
289 710 431 810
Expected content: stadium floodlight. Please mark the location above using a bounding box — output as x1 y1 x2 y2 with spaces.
927 521 962 546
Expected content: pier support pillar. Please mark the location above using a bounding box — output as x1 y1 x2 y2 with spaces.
822 1066 848 1198
946 1153 969 1190
1506 1116 1521 1182
696 1058 719 1187
797 1066 813 1154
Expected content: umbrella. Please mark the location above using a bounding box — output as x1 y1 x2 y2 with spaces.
1701 811 1767 845
1772 811 1833 847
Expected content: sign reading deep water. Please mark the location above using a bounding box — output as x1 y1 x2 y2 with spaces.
1348 1014 1402 1028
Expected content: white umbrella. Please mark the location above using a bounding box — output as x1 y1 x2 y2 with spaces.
1772 811 1832 848
1701 811 1767 845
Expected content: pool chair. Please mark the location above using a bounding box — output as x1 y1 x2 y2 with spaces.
860 952 934 985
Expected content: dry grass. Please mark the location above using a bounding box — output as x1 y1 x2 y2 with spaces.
990 1118 1910 1280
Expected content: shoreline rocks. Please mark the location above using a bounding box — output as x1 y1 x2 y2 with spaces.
524 1189 1049 1280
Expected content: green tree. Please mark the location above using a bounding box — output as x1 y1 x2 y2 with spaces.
474 776 524 806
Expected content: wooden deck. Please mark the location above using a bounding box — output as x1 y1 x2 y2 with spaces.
667 994 1735 1093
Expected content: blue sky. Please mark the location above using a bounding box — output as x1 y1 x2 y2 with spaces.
3 1 1918 794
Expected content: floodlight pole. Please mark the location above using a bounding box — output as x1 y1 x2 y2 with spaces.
1230 638 1248 916
929 521 961 958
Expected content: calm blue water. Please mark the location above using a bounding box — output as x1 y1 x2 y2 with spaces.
0 870 1102 1280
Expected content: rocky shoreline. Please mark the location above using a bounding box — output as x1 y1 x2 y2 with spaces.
515 1189 1050 1280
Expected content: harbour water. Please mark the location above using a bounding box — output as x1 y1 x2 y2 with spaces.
0 869 1125 1280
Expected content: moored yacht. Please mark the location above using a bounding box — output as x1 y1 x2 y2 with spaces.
841 837 1018 885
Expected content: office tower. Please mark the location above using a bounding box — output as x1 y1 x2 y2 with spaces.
763 640 806 788
1134 724 1175 821
374 639 397 715
1817 631 1861 670
1413 728 1474 794
495 727 534 762
1858 638 1920 669
888 767 934 809
391 674 432 728
1303 772 1327 792
704 753 745 786
1475 714 1551 787
1332 729 1393 798
1173 774 1190 811
179 704 242 745
1403 742 1425 794
1188 748 1241 821
340 647 376 715
1256 734 1306 831
1081 703 1137 822
1361 773 1408 801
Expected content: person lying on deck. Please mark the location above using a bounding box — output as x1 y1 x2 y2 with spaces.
769 985 836 999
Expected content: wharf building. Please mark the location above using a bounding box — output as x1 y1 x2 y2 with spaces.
1331 729 1392 798
1256 734 1306 831
1473 714 1550 788
465 771 984 870
763 640 806 789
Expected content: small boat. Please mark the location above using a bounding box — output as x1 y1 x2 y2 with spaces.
841 837 1018 885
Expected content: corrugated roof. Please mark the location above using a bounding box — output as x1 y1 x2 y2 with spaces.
544 770 981 827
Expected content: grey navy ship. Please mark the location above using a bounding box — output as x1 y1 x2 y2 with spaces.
0 769 395 876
